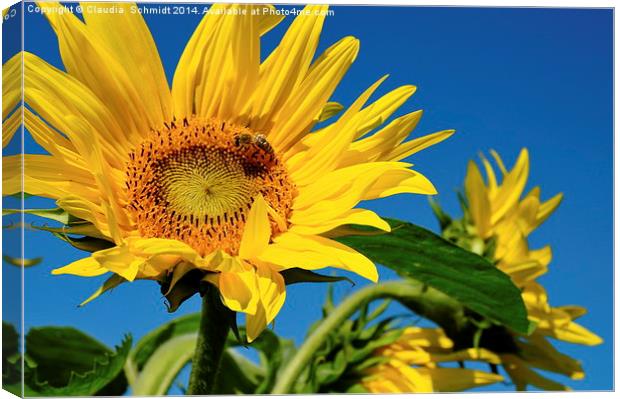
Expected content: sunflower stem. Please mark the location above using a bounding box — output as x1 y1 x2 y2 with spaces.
187 285 230 395
271 280 429 394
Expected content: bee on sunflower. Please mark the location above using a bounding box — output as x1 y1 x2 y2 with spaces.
2 1 453 349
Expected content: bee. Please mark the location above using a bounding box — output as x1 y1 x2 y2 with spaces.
254 134 273 154
234 132 274 155
234 132 253 147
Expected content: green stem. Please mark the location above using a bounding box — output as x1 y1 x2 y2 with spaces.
187 285 230 395
271 280 428 394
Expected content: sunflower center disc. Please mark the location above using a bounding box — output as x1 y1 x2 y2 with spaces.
125 117 296 256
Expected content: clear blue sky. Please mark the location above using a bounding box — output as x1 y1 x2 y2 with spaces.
5 3 613 392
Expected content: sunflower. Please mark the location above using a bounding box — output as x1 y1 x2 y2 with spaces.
3 2 452 341
2 47 21 149
360 327 503 393
460 149 602 390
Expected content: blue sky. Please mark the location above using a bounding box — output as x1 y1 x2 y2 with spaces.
5 3 613 392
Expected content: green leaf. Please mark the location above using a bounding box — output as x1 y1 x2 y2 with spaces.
23 327 131 396
526 320 538 335
130 313 274 395
32 337 131 396
350 355 390 373
3 322 22 394
130 313 200 372
246 329 296 394
25 327 110 387
50 233 114 253
2 322 19 360
336 218 529 334
132 334 196 395
213 350 264 394
131 312 296 395
3 207 112 242
315 349 348 385
281 268 354 286
345 383 369 393
80 274 126 307
3 208 71 224
30 223 110 240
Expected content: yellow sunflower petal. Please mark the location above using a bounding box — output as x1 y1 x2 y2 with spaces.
246 5 328 132
335 110 423 167
490 148 529 224
271 36 360 153
246 264 286 342
465 160 492 238
129 237 202 263
2 52 21 120
529 245 552 267
421 368 503 392
194 4 260 121
205 263 259 316
522 283 602 346
23 52 127 167
170 3 279 118
91 245 143 281
24 108 78 162
171 3 225 117
556 305 588 320
480 153 498 195
535 192 563 228
317 101 344 122
490 149 508 175
363 359 434 393
303 82 417 150
363 167 437 198
239 195 271 259
516 192 540 234
259 232 378 282
387 360 434 392
22 154 96 187
257 5 285 35
2 108 21 148
38 2 152 145
52 256 108 277
56 196 111 237
88 131 133 235
291 162 435 230
80 1 172 124
3 155 101 206
286 75 385 185
350 85 417 141
292 161 400 210
386 129 454 162
289 208 390 235
537 311 603 346
518 333 585 380
501 354 569 391
521 282 550 311
500 260 546 287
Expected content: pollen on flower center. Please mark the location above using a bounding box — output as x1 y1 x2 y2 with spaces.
125 117 296 256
